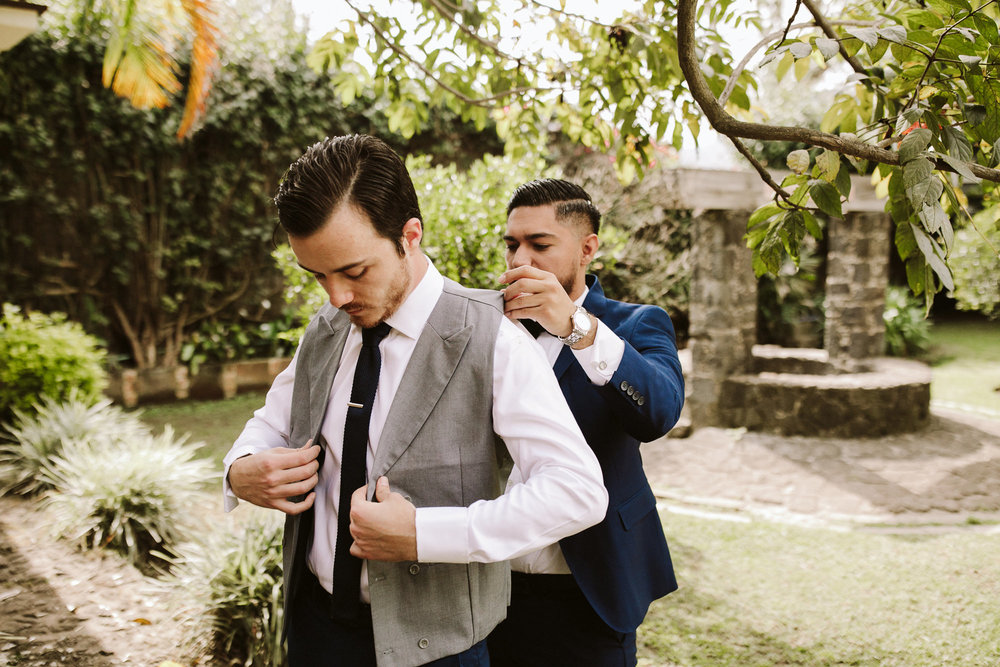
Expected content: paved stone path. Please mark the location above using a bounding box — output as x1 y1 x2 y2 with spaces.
642 406 1000 531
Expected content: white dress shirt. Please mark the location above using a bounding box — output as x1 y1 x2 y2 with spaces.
508 287 625 574
223 259 607 600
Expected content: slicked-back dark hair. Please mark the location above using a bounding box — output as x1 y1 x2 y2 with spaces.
273 135 422 253
505 178 601 235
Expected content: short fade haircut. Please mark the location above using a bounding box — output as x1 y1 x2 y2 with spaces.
505 178 601 235
273 134 421 254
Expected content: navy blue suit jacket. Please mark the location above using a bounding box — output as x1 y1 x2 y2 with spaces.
557 275 685 633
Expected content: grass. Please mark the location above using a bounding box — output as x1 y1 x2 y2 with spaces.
136 322 1000 666
638 512 1000 666
924 317 1000 415
136 391 266 467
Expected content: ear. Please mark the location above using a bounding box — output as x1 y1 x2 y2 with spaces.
580 233 600 266
401 217 423 250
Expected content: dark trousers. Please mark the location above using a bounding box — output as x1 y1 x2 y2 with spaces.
287 570 490 666
487 572 636 667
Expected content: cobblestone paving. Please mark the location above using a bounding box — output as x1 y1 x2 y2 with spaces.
642 406 1000 531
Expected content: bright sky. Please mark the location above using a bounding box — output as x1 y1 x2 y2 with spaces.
288 0 755 168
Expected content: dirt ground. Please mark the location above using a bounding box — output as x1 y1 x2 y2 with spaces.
0 495 199 667
2 406 999 666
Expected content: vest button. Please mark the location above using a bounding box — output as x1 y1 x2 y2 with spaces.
409 563 420 575
418 638 430 649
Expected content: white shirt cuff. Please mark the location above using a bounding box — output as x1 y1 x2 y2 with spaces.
415 506 470 563
572 318 625 385
221 446 259 512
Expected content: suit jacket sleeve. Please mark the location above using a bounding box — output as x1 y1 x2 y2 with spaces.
597 304 684 443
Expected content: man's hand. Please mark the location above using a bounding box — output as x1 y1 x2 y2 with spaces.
499 265 576 337
349 476 417 562
227 443 320 515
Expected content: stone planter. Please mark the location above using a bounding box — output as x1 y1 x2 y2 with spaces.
106 357 291 407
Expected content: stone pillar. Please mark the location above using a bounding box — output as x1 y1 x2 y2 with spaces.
687 209 757 427
824 211 891 366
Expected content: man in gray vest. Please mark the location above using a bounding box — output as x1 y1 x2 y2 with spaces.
223 134 607 667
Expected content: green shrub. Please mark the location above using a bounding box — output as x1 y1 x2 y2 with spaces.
272 151 559 342
0 394 149 496
949 208 1000 319
884 285 931 357
42 426 216 573
170 512 286 667
0 304 108 422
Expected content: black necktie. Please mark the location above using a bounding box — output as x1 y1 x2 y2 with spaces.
330 321 391 621
520 318 546 338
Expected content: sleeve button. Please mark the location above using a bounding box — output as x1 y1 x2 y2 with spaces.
409 563 420 575
418 638 430 649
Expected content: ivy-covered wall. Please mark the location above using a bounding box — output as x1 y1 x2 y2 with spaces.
0 5 501 369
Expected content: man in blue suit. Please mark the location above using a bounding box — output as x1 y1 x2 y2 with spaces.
488 179 685 666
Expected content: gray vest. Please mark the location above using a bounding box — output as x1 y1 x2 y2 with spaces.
282 278 510 666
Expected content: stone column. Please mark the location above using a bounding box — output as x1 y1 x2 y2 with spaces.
824 211 891 366
687 209 757 427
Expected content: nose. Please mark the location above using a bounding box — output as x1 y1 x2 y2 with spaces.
319 277 353 308
509 246 532 269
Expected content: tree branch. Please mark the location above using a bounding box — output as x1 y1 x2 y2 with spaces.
800 0 867 76
351 5 554 107
677 0 1000 183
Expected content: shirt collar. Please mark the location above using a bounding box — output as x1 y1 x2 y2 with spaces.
382 256 442 340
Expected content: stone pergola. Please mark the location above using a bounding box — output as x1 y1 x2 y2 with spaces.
641 168 930 437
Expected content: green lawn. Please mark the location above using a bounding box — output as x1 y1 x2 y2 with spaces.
137 321 1000 666
136 391 266 466
925 318 1000 415
638 512 1000 666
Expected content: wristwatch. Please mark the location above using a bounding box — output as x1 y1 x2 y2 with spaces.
557 306 593 346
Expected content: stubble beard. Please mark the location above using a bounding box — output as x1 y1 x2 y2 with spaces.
349 258 411 329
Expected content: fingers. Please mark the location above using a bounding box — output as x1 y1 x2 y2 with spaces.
275 490 316 516
500 265 547 283
374 476 391 502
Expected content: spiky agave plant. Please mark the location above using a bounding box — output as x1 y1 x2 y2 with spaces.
0 393 151 496
43 425 216 573
169 511 286 667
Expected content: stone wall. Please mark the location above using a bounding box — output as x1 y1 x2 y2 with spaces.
687 208 757 427
824 211 892 366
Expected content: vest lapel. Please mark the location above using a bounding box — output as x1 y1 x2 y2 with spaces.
308 308 352 442
369 290 472 484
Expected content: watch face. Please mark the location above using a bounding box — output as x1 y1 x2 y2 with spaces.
573 310 591 331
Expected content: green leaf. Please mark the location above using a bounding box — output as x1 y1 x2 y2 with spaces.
974 15 1000 45
942 126 974 163
906 173 944 209
802 210 823 239
810 180 843 219
787 149 810 174
937 154 981 183
747 203 784 230
909 223 954 291
845 27 878 48
902 157 934 191
917 202 948 234
898 127 932 162
834 163 853 197
815 149 840 182
905 256 926 295
815 38 840 60
876 25 907 44
789 42 813 59
895 217 918 261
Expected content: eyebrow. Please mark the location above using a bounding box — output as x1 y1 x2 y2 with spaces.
297 259 366 275
503 232 558 243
